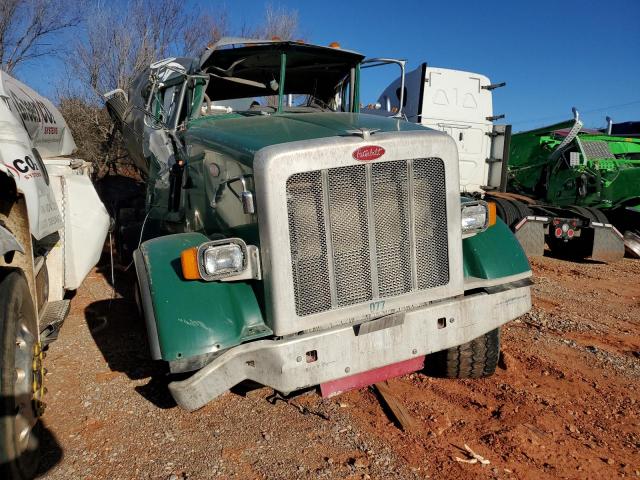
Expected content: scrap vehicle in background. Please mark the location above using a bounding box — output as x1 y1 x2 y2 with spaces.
105 38 532 412
0 71 110 479
508 114 640 259
376 64 634 261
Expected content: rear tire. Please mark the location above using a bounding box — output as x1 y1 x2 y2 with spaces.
569 206 609 224
0 270 41 480
493 198 531 229
425 328 501 379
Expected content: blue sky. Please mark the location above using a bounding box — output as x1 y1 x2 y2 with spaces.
20 0 640 131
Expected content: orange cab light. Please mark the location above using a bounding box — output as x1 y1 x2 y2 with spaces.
487 201 497 227
180 247 201 280
271 36 282 41
328 41 341 48
295 39 305 44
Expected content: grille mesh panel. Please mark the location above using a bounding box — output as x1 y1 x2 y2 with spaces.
286 171 332 316
371 161 413 297
286 158 448 317
413 159 449 289
327 166 373 306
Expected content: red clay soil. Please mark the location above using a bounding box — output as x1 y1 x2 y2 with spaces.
36 255 640 479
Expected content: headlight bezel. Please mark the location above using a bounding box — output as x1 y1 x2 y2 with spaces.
181 237 261 282
198 239 247 281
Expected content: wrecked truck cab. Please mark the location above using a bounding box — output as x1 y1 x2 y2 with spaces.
106 39 532 411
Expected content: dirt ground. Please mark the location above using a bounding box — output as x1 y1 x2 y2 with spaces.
35 254 640 480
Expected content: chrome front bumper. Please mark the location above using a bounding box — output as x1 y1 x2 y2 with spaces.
169 283 531 411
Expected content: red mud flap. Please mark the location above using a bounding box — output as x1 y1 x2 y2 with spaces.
320 356 425 398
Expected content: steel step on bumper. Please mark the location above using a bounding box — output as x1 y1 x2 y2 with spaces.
39 299 71 346
169 283 531 411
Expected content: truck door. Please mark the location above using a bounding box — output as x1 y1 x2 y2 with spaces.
419 67 495 193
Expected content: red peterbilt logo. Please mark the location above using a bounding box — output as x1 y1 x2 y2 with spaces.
352 145 385 161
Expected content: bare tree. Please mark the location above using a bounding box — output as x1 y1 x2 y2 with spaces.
57 97 115 171
0 0 80 74
58 0 227 177
183 11 229 56
67 1 232 100
59 1 299 177
240 3 300 41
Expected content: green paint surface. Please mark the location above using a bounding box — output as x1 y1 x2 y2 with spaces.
509 124 640 211
462 220 531 279
185 112 427 165
140 232 271 361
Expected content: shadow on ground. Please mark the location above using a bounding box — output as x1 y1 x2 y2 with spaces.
0 398 62 479
542 248 605 264
35 420 63 478
84 263 177 410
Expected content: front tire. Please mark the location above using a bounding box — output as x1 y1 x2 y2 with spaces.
0 270 41 480
425 328 501 379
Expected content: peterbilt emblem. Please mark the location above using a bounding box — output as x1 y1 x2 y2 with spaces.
352 145 385 161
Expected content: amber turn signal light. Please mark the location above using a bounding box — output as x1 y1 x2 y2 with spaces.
180 247 200 280
487 201 497 227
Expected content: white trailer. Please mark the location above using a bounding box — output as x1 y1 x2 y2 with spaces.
0 71 109 479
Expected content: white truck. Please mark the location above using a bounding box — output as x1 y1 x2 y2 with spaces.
0 71 109 479
372 64 624 262
375 64 507 193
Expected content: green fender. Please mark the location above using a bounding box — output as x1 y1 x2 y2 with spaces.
462 219 531 280
134 233 272 362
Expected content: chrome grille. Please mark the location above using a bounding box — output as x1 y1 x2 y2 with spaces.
286 158 448 316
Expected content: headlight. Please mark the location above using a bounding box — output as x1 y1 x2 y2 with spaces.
461 201 491 235
203 243 244 276
180 238 261 282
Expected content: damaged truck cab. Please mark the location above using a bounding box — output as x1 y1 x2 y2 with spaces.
106 39 532 411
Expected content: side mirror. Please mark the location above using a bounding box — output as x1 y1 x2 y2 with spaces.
240 176 255 214
241 191 255 215
360 58 406 118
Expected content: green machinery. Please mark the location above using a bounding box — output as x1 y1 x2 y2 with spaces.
506 110 640 259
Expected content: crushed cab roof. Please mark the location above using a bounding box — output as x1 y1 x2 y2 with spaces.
199 38 365 102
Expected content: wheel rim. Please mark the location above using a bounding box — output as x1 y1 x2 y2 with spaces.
13 312 41 454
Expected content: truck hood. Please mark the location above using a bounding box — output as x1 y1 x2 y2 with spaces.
185 112 428 164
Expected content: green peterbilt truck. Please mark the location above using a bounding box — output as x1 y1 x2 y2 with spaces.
106 39 532 411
